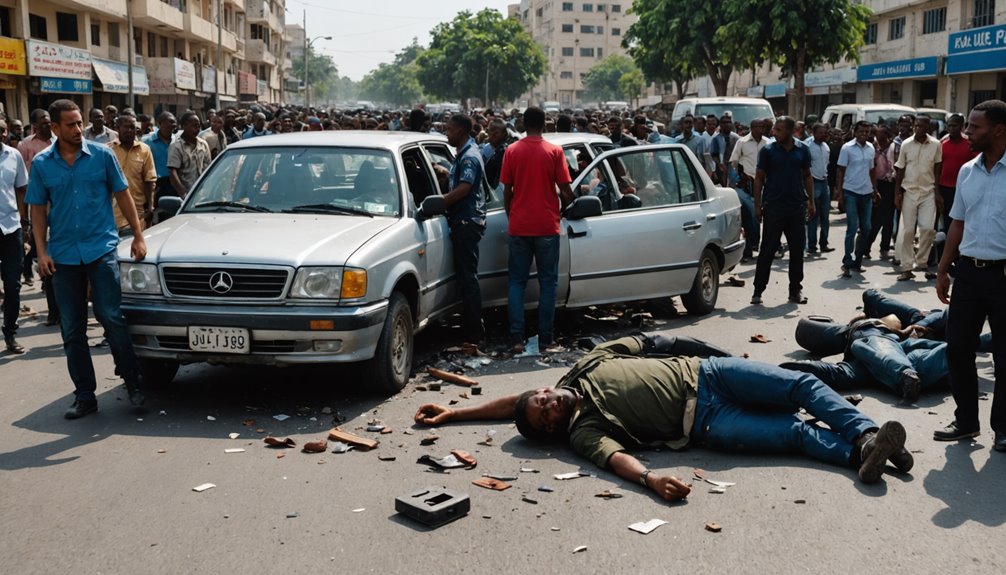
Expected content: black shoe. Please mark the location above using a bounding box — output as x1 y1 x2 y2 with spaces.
841 266 852 278
807 247 819 254
899 370 921 404
889 448 915 473
4 337 25 354
857 421 907 483
851 265 866 273
125 378 146 407
821 246 836 253
788 292 808 304
995 432 1006 452
862 253 872 260
65 399 98 420
933 421 980 441
924 271 938 280
750 293 763 305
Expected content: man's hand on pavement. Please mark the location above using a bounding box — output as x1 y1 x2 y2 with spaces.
647 474 692 502
414 403 453 426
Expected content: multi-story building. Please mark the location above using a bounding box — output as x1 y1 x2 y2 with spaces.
243 0 284 104
283 22 304 103
512 0 637 107
0 0 273 126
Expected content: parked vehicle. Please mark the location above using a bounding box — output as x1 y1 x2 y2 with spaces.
821 104 916 131
118 132 742 394
542 101 561 114
671 97 774 129
543 133 616 182
915 108 950 135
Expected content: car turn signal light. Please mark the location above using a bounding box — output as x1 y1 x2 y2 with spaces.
341 269 367 299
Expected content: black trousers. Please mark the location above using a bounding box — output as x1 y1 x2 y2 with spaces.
946 257 1006 433
868 179 896 253
450 222 485 343
754 204 806 296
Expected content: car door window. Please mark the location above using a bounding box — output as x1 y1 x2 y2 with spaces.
423 143 500 210
606 148 683 209
401 147 438 209
563 144 592 180
670 149 705 204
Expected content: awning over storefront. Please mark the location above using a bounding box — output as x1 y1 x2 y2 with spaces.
92 57 150 95
0 36 26 76
857 57 939 82
218 95 237 102
947 23 1006 75
39 77 92 94
26 39 91 80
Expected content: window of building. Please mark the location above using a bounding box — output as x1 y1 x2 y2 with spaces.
612 4 622 12
560 71 574 79
888 16 905 40
562 23 573 32
597 48 603 58
134 29 142 56
923 7 946 34
160 35 169 57
597 3 606 11
583 3 594 11
562 47 574 56
612 27 621 36
56 12 78 42
971 89 997 108
108 22 120 47
562 2 573 10
596 26 604 34
864 22 877 44
0 7 11 38
581 25 595 33
29 14 47 40
147 31 156 57
90 22 100 46
973 0 996 28
580 47 595 57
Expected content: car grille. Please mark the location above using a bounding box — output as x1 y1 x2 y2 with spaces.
155 336 299 354
162 266 289 299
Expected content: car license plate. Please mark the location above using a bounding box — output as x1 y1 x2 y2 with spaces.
188 327 250 354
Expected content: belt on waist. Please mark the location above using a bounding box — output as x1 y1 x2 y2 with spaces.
964 256 1006 268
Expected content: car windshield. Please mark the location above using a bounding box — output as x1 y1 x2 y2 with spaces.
184 147 402 217
694 104 774 128
864 110 912 126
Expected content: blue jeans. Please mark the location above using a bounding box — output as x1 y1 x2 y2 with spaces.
843 191 873 268
1 228 23 339
848 334 948 393
51 250 141 401
806 180 831 251
734 188 759 256
693 357 876 467
450 222 485 343
508 235 560 343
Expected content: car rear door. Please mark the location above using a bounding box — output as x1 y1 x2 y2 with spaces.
564 146 709 307
403 145 456 319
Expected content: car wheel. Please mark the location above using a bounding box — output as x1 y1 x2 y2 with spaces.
367 292 414 395
139 358 179 387
682 248 719 316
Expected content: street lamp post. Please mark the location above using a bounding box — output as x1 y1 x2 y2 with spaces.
303 11 332 109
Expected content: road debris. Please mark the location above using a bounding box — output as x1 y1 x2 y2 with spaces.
157 449 166 454
629 519 668 535
321 407 333 415
472 477 511 491
551 527 561 532
206 416 216 421
750 334 771 343
794 499 807 504
366 424 386 432
328 428 379 450
273 414 290 421
264 437 296 448
595 490 624 499
330 442 354 454
395 487 470 527
192 483 216 492
709 487 727 494
844 394 865 406
520 468 540 474
693 469 705 480
378 455 397 462
353 508 366 513
286 512 299 519
450 449 477 468
242 419 255 426
380 428 393 435
522 495 539 504
228 433 240 440
572 546 587 554
420 435 440 446
276 453 285 459
725 276 746 287
482 473 517 481
427 367 478 387
417 454 466 470
704 479 736 488
471 386 482 395
554 471 588 481
538 485 554 493
705 522 722 533
302 440 328 453
428 382 442 391
224 448 246 454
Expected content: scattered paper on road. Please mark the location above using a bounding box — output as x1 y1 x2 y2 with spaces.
572 545 587 554
228 433 240 440
704 479 736 488
629 519 668 535
224 448 246 454
554 471 587 480
273 414 290 421
192 483 216 492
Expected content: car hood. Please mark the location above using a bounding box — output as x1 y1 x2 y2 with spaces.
118 213 397 267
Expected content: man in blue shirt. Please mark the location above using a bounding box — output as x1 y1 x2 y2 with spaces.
751 117 815 306
805 123 832 254
0 124 29 354
673 115 712 177
435 114 487 344
142 112 176 210
26 99 149 419
836 121 878 277
243 112 272 139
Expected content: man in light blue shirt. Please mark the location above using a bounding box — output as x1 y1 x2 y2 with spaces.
836 121 877 275
935 100 1006 451
673 115 712 174
805 123 832 254
142 112 176 202
0 122 29 354
26 99 149 419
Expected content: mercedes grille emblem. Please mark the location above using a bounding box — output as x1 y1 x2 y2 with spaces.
208 271 235 294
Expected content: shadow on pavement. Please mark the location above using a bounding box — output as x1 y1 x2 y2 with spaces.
925 442 1006 528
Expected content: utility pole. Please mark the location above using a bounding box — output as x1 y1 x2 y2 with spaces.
126 0 134 109
215 0 223 109
303 9 309 108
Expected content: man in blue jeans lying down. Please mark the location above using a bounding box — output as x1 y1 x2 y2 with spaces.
415 333 912 501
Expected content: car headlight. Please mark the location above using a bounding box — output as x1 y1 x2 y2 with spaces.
340 268 368 299
291 267 342 299
120 263 162 294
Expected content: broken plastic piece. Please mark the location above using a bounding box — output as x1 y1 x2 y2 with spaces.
395 487 470 527
704 478 736 488
522 495 539 504
206 416 216 421
482 473 517 481
302 440 328 453
595 490 624 499
725 276 746 287
471 386 482 395
380 428 393 435
228 433 240 440
192 483 216 492
693 468 706 479
420 435 440 446
538 485 554 493
286 512 299 519
709 487 727 494
554 471 587 481
705 522 722 533
428 382 442 391
224 448 246 454
520 468 540 474
551 527 561 532
750 334 771 343
328 428 379 451
628 519 668 535
366 425 386 432
273 414 290 421
330 442 354 454
472 477 511 491
450 450 477 468
417 454 466 470
378 455 397 461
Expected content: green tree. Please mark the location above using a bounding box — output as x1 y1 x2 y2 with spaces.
416 9 546 106
722 0 871 120
618 68 646 107
623 0 735 97
359 41 425 106
582 55 639 102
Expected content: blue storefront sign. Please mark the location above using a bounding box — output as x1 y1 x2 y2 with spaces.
764 83 787 98
857 57 939 82
947 23 1006 74
39 76 92 93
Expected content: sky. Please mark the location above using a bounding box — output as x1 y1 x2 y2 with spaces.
285 0 515 81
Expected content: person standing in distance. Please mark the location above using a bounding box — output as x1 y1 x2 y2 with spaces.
25 100 149 419
836 121 878 277
500 107 575 353
934 100 1006 452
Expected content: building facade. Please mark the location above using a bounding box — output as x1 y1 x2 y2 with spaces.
0 0 284 126
513 0 637 107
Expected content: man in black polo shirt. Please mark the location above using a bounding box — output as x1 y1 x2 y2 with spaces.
751 117 816 305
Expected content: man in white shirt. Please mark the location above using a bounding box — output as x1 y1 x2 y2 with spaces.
0 122 30 353
894 114 942 281
82 107 118 144
804 123 832 254
730 118 771 259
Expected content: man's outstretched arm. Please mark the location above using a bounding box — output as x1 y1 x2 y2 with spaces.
608 452 692 502
414 395 520 426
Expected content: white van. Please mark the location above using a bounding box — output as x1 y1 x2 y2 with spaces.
671 97 774 128
542 101 561 114
820 104 916 131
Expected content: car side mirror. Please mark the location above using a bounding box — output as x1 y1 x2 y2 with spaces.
157 196 183 217
563 195 602 220
416 195 447 221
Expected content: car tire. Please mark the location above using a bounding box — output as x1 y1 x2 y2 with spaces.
139 358 179 387
367 292 414 395
682 248 719 316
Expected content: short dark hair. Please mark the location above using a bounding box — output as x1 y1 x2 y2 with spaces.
89 107 103 116
811 122 827 134
898 114 916 124
776 116 796 130
948 113 965 125
915 113 931 123
449 113 473 134
524 107 546 131
48 99 80 125
179 111 200 126
157 111 176 123
137 114 152 123
853 120 872 131
513 390 566 443
972 99 1006 127
29 108 48 125
488 117 507 133
556 113 572 132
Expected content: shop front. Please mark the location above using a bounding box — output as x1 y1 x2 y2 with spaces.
856 56 941 109
946 23 1006 111
91 57 151 113
803 67 857 117
0 36 27 122
238 71 258 103
146 57 198 116
25 39 93 115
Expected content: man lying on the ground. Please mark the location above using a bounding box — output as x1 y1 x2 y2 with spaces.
861 289 992 352
415 334 912 501
783 314 946 404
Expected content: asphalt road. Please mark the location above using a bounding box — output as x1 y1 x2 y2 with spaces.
2 213 1003 574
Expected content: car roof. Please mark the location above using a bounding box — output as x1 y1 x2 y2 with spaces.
543 133 614 146
224 130 449 151
675 97 770 104
824 104 916 112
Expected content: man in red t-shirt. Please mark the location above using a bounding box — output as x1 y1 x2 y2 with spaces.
934 114 978 263
501 107 575 353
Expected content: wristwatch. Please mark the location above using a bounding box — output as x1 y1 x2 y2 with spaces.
639 469 652 486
